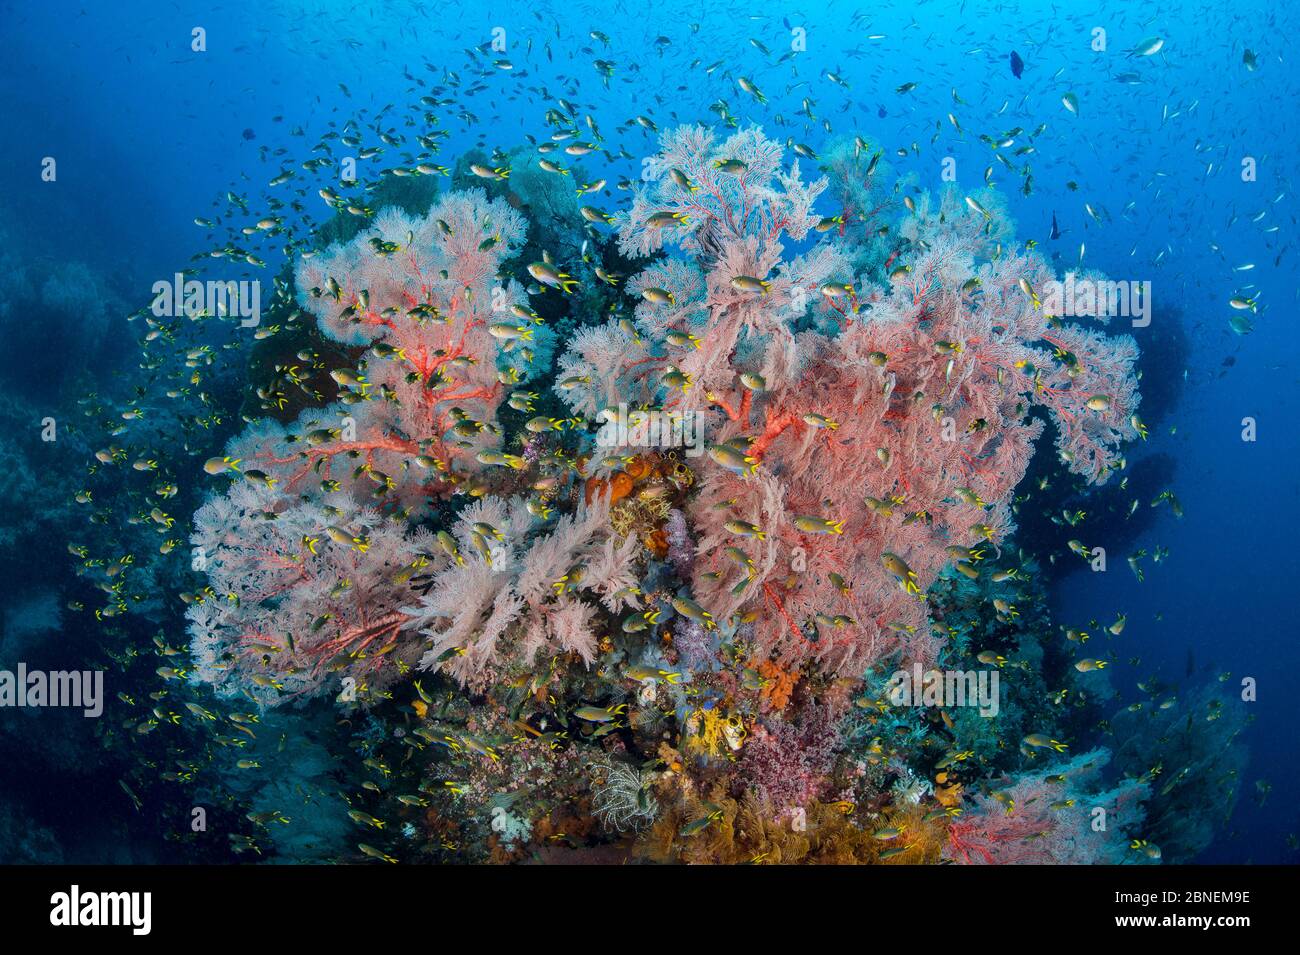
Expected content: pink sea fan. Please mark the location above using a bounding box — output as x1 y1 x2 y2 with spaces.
553 321 645 418
944 749 1150 864
187 481 430 707
289 189 536 496
613 127 1142 677
188 190 539 704
618 125 824 260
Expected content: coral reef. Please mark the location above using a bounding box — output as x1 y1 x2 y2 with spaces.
162 123 1171 865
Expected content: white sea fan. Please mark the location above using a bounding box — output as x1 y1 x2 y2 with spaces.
650 124 717 177
553 321 642 417
616 125 826 264
626 258 708 335
412 492 634 683
783 241 855 315
404 559 509 659
716 126 785 181
545 596 600 664
582 534 643 612
514 495 610 604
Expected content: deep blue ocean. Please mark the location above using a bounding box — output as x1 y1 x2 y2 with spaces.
0 0 1295 866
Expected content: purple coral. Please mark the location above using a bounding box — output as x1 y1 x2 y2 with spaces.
672 616 715 672
738 703 842 811
664 507 694 577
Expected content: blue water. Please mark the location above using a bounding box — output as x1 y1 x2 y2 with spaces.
1 0 1296 863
